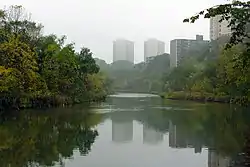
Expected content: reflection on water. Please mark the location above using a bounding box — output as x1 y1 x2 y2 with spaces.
208 149 231 167
0 93 250 167
143 124 164 145
111 114 133 143
109 92 159 98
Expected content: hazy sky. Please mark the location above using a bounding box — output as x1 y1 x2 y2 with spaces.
0 0 228 63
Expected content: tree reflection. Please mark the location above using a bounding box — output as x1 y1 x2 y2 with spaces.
1 98 250 167
159 101 250 166
105 97 250 161
0 107 101 167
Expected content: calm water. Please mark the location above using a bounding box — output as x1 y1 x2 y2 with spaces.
1 93 250 167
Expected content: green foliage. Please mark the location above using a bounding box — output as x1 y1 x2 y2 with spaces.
167 6 250 104
111 60 134 71
0 108 101 166
98 53 170 93
0 5 107 111
163 39 250 105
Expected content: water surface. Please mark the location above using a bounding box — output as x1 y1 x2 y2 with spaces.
0 93 249 167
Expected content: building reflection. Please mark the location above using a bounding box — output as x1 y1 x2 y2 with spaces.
143 124 163 145
194 144 202 154
169 120 177 147
208 149 231 167
111 115 133 143
169 120 203 154
169 120 186 148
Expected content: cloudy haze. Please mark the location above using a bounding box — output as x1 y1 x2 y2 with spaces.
0 0 227 63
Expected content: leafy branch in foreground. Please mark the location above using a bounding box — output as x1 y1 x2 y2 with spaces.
183 1 250 49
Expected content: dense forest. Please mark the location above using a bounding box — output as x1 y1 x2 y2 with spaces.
96 53 170 93
0 5 111 111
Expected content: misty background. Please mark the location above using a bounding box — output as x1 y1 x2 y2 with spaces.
0 0 227 63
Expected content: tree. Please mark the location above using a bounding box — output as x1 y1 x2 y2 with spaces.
217 45 250 97
0 35 46 98
2 5 43 46
77 48 99 75
0 5 108 110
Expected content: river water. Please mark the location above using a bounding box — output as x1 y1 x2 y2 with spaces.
0 93 249 167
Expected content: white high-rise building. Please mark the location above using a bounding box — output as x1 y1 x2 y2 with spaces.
210 15 232 40
144 39 165 62
113 39 134 63
170 35 209 68
210 0 237 40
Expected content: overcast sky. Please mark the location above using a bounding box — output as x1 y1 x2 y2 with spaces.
0 0 228 63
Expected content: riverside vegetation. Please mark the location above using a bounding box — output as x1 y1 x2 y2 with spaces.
95 53 170 93
97 1 250 106
0 5 111 111
163 0 250 105
97 36 250 105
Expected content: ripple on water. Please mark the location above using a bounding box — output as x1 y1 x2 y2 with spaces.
108 93 159 98
152 106 193 111
93 107 144 113
152 106 173 110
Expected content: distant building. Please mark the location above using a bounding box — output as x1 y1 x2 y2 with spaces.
170 35 209 68
209 0 237 40
113 39 134 63
144 39 165 62
210 15 232 40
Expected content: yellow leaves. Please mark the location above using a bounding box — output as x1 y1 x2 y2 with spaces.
87 73 104 91
0 35 46 95
47 43 60 53
0 66 20 93
0 65 12 74
0 35 36 67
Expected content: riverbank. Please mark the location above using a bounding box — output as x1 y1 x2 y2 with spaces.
160 91 250 105
0 93 107 112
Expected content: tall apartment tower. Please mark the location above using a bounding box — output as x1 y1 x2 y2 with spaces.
170 35 209 68
144 38 165 62
113 39 134 63
209 0 237 40
210 15 232 40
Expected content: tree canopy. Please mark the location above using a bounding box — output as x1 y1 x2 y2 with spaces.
97 53 170 93
0 5 109 111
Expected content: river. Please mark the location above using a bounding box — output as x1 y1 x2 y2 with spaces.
0 93 249 167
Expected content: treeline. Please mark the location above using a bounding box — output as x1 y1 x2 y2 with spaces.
162 36 250 105
0 5 109 111
96 53 170 93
